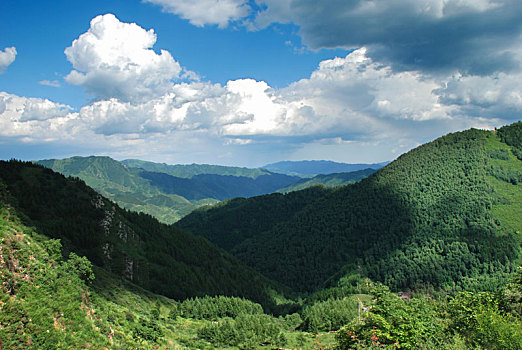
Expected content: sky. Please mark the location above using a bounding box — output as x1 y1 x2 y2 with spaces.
0 0 521 167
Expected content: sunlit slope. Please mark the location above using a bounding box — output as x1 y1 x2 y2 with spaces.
179 123 522 293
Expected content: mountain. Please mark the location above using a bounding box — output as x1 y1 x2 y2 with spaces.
0 184 304 349
138 171 299 201
0 160 285 306
177 185 335 251
277 168 377 193
36 156 298 224
178 123 522 293
262 160 389 177
122 159 270 179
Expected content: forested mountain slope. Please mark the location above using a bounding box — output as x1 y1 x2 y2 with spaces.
122 159 271 178
0 196 307 349
0 160 285 307
36 156 298 223
2 186 520 349
277 168 377 193
177 185 335 251
179 123 522 293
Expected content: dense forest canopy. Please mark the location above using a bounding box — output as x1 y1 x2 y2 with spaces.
179 123 522 293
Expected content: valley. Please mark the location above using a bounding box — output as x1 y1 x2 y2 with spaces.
0 122 521 349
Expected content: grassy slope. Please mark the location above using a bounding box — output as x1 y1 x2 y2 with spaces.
0 203 336 350
485 131 522 233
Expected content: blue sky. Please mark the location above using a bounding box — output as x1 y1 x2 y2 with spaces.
1 0 521 166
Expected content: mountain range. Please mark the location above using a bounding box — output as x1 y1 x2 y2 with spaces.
36 157 380 223
262 160 389 177
1 122 520 349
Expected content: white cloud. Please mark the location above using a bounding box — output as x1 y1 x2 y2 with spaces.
0 92 76 139
143 0 250 28
39 80 61 87
3 11 521 166
64 13 182 102
0 47 17 73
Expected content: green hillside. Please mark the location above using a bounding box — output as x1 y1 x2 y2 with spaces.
177 185 335 251
123 159 270 179
0 196 318 349
37 156 206 224
37 156 299 224
277 168 377 193
179 123 522 293
0 160 285 307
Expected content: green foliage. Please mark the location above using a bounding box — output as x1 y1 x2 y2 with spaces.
488 148 512 160
447 291 522 349
177 295 264 320
503 266 522 317
336 278 522 350
0 206 108 349
0 160 286 309
133 316 164 343
497 121 522 150
198 313 285 349
336 284 444 349
489 165 522 184
181 126 521 293
302 297 360 332
306 271 371 304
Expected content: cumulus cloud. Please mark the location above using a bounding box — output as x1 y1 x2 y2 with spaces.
0 92 76 141
64 13 182 102
143 0 249 28
435 71 522 119
0 47 17 72
4 12 520 166
4 47 514 165
0 92 71 123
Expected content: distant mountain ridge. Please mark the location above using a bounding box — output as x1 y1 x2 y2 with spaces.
122 159 271 179
277 168 378 193
36 156 299 223
262 160 389 177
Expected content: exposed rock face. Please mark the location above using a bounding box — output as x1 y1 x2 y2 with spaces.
92 193 147 285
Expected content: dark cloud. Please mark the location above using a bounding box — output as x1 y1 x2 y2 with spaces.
256 0 522 74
